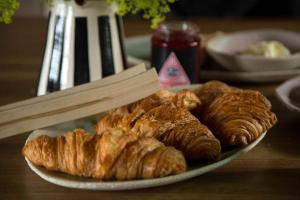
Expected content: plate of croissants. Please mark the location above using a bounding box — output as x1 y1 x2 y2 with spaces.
22 81 277 190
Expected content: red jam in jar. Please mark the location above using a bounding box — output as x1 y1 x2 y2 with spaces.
151 21 201 86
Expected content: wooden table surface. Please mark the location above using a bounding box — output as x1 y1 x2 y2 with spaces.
1 17 300 200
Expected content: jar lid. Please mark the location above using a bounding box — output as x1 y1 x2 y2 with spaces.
154 21 199 38
152 21 200 48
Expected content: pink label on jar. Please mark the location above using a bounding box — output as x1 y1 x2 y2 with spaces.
158 52 190 88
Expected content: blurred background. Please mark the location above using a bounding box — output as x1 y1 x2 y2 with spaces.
2 0 300 104
170 0 300 17
15 0 300 18
15 0 48 18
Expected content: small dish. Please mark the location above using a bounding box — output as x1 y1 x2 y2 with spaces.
276 76 300 113
206 29 300 72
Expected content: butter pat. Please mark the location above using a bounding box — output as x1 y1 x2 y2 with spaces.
241 41 291 58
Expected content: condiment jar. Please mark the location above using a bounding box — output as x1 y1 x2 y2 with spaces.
151 21 201 88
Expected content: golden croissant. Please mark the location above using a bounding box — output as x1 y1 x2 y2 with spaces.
195 81 277 147
194 80 234 108
96 89 201 134
131 103 221 161
97 101 221 161
22 128 186 180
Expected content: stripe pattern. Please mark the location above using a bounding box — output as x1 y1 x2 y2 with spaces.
98 16 115 77
74 17 90 86
38 11 127 95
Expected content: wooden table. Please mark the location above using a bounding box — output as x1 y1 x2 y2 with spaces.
1 17 300 200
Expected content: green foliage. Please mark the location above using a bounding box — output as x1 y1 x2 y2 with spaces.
0 0 20 24
107 0 175 28
0 0 175 27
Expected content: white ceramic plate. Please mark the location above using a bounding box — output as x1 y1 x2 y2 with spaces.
207 29 300 72
24 85 267 190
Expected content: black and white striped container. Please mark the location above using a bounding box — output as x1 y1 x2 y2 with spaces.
37 0 127 95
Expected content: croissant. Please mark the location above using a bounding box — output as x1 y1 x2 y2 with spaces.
195 81 277 147
194 80 272 109
96 89 201 134
128 89 201 114
193 80 234 109
22 128 186 180
97 101 221 161
131 103 221 161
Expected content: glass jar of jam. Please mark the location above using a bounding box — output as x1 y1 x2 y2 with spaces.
151 21 201 88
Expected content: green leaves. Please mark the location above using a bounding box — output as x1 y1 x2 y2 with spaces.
0 0 20 24
107 0 175 28
0 0 175 27
0 0 52 24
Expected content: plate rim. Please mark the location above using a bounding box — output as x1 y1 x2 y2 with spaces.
24 84 267 190
25 132 265 191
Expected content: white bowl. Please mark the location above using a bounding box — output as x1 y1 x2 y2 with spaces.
207 29 300 72
276 76 300 113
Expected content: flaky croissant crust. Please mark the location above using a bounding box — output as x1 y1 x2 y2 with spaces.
97 100 221 162
132 103 221 161
195 81 277 147
96 89 201 135
22 128 186 180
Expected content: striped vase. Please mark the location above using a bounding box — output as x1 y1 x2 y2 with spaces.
37 0 127 95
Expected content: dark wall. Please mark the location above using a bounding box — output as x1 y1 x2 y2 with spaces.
170 0 300 17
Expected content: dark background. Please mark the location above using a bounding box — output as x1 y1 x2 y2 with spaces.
170 0 300 17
